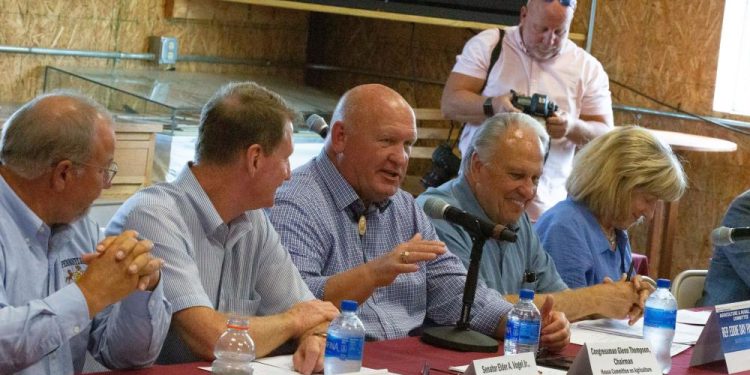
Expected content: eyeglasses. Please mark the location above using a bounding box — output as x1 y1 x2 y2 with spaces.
545 0 576 6
76 160 119 184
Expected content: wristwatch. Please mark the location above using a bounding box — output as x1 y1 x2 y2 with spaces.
483 97 495 118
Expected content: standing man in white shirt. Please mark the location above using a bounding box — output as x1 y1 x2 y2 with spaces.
441 0 613 220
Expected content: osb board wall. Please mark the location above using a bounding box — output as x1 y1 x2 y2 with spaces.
593 0 750 278
304 13 487 182
0 0 309 103
302 1 750 278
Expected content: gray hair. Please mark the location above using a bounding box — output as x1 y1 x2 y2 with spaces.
196 81 297 165
461 112 549 175
0 91 113 179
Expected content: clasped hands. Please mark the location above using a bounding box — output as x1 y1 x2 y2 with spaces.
601 274 655 325
76 230 164 317
287 300 339 375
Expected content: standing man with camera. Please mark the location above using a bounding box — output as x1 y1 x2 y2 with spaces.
441 0 613 220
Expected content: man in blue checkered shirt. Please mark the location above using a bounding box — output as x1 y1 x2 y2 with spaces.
268 84 570 350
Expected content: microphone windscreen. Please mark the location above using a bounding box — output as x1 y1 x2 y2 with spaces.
711 226 733 246
423 198 449 220
305 114 327 134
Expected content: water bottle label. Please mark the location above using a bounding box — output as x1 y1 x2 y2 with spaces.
505 319 540 345
325 334 364 361
644 307 676 329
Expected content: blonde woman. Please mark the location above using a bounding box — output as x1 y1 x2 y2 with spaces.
535 126 687 288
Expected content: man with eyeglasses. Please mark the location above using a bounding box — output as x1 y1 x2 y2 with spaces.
0 93 170 374
107 82 338 375
441 0 614 221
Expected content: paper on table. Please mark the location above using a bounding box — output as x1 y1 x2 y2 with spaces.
574 317 704 345
199 362 299 374
199 355 393 374
448 364 566 374
570 322 691 357
677 309 711 325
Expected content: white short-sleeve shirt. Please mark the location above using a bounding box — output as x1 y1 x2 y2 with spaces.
452 26 612 220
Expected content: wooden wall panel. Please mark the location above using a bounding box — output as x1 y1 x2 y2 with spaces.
0 0 309 103
593 0 750 278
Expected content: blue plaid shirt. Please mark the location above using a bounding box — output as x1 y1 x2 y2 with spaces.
268 151 513 340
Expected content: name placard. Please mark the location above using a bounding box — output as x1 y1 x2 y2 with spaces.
691 301 750 373
463 352 537 375
568 340 661 375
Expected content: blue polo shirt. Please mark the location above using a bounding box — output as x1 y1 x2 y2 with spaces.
535 198 632 289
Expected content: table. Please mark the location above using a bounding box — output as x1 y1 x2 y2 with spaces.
91 336 741 374
640 129 737 279
364 336 740 375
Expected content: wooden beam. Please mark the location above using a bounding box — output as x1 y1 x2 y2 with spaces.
167 0 249 21
225 0 586 42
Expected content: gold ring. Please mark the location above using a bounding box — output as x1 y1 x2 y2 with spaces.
400 251 410 263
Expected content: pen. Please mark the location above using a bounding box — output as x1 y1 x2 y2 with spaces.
625 260 635 281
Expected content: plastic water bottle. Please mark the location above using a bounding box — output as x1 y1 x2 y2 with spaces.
212 316 255 375
324 300 366 374
643 278 677 374
504 289 541 355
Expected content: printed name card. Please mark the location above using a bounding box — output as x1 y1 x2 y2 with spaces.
691 301 750 373
568 340 661 375
463 352 537 375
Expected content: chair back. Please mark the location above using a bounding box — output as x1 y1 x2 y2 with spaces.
640 275 657 290
671 269 708 309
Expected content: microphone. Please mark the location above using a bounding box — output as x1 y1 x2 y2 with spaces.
711 226 750 246
423 198 517 242
305 114 329 139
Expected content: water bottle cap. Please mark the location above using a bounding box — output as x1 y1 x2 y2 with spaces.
656 278 671 289
341 299 358 312
519 289 535 300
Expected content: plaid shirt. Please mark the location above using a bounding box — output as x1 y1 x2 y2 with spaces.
268 151 512 340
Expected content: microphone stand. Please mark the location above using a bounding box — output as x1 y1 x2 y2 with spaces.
421 225 500 352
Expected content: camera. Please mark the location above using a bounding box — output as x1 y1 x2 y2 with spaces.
420 142 461 189
510 89 558 118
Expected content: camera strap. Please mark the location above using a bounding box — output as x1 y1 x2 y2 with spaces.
479 28 505 94
455 29 505 148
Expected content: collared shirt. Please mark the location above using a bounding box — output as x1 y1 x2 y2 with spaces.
107 164 314 364
452 26 613 220
702 189 750 306
416 176 567 295
267 151 513 340
534 198 632 288
0 173 171 375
